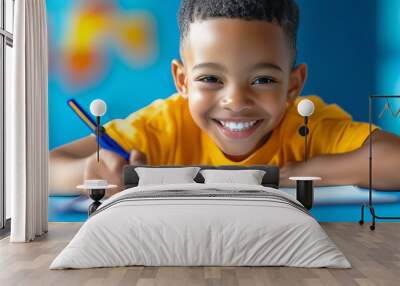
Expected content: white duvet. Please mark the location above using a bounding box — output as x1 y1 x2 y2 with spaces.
50 183 351 269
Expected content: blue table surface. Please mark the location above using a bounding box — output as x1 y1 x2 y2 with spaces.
49 186 400 222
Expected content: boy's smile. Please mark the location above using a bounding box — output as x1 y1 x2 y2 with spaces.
212 118 264 140
172 18 307 161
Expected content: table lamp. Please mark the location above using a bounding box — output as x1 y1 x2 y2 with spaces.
289 98 320 210
90 99 107 162
76 99 117 215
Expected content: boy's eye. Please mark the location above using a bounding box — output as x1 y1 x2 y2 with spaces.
196 76 223 84
252 77 276 85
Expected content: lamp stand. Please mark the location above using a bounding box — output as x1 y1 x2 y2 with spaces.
298 116 309 162
96 116 100 162
359 95 400 231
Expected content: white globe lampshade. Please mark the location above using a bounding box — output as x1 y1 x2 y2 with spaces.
297 99 315 117
90 99 107 117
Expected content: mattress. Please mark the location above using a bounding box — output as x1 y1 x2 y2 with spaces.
50 183 351 269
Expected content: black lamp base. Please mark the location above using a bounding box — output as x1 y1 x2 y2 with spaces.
88 188 106 216
296 180 314 210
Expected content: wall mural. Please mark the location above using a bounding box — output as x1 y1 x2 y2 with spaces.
47 0 400 223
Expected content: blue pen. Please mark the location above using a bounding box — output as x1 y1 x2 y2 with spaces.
67 99 130 161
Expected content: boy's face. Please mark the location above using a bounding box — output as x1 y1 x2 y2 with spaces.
172 19 307 161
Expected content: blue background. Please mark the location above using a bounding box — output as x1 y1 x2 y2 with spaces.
47 0 400 149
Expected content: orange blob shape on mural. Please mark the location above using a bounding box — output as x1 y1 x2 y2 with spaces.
60 0 157 89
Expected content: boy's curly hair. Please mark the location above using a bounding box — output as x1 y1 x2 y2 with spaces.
178 0 299 65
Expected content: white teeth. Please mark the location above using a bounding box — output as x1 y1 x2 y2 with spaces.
218 120 258 131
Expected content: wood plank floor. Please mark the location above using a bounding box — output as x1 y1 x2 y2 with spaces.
0 223 399 286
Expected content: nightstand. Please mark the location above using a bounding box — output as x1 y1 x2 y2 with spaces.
289 177 321 210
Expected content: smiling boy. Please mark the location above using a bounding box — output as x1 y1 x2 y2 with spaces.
50 0 400 195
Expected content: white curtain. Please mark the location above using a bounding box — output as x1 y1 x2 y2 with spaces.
8 0 49 242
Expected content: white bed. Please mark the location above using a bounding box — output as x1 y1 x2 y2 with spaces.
50 183 351 269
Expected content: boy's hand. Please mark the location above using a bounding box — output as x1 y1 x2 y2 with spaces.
281 130 400 190
280 160 310 187
129 149 148 165
83 149 147 197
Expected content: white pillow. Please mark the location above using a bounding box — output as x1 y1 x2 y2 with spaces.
200 169 266 185
135 167 201 186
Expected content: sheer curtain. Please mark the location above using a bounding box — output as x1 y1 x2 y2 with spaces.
8 0 49 242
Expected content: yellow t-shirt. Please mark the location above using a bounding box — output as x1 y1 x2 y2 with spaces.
105 94 378 167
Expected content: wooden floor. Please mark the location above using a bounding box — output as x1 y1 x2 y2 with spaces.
0 223 399 286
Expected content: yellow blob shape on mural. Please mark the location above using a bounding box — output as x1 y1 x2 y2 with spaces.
115 13 157 65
